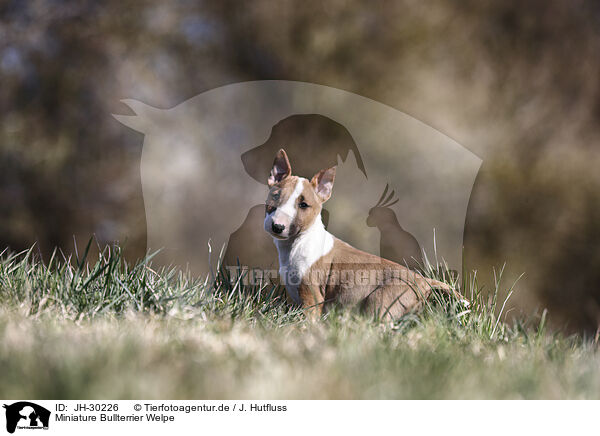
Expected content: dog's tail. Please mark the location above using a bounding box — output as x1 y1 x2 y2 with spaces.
424 277 469 305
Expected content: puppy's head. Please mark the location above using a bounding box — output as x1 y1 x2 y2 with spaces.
264 149 336 240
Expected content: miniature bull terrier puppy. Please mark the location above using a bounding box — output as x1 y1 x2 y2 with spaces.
264 149 462 319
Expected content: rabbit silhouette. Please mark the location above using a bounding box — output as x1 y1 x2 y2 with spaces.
366 184 423 270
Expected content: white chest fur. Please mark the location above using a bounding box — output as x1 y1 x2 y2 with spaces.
274 217 334 304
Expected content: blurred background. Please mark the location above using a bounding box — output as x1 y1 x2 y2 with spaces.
1 0 599 332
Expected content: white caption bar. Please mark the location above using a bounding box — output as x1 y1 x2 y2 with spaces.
0 400 596 435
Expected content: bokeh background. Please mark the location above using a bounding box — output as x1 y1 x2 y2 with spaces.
1 0 599 332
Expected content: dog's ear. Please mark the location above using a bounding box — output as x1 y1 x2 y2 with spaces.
311 166 336 202
268 149 292 186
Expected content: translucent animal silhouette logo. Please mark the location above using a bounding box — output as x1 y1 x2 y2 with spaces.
114 81 481 277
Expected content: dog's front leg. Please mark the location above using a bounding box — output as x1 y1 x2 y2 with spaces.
298 284 324 320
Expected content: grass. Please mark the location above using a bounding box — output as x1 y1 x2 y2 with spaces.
0 241 599 399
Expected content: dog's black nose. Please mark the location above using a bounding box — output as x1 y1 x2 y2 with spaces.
272 223 285 234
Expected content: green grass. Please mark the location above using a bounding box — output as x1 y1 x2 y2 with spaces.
0 242 598 399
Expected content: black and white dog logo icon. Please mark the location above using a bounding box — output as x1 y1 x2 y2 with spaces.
3 402 50 434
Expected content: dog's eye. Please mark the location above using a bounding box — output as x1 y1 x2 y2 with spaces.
272 193 280 201
299 201 309 209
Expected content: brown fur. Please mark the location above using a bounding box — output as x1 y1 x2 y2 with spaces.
298 238 457 319
265 149 464 320
266 176 322 238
